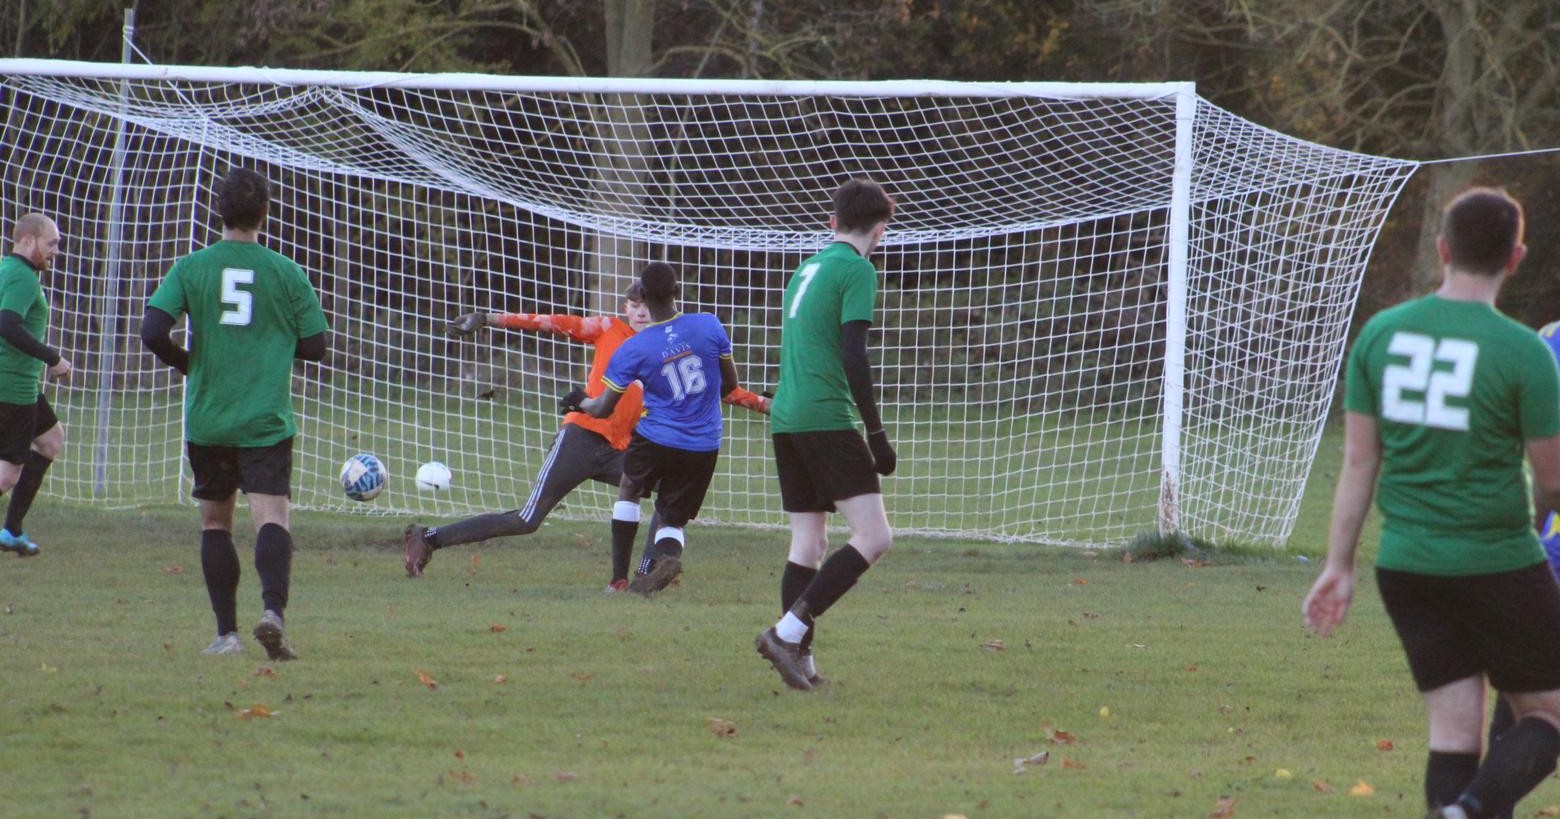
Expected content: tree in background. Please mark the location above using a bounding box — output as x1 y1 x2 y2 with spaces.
8 0 1559 325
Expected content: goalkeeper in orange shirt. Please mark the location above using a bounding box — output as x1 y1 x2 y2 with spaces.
403 279 769 590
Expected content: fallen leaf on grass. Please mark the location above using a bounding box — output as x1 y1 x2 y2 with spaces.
161 565 184 574
1060 757 1087 769
1375 739 1394 751
707 717 738 737
488 624 506 633
39 662 56 674
1071 577 1088 585
254 666 276 679
454 749 465 760
1348 780 1374 797
494 674 508 684
1210 795 1236 817
236 704 274 720
1311 780 1334 794
1012 751 1049 773
785 795 804 806
571 672 595 682
1535 806 1559 817
1044 726 1077 745
554 771 576 783
447 770 474 784
416 670 439 690
980 640 1005 652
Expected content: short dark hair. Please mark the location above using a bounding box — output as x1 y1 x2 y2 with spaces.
639 261 679 301
217 168 271 230
833 178 894 234
1441 187 1523 276
624 281 645 302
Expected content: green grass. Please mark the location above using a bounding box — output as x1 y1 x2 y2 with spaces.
7 420 1549 818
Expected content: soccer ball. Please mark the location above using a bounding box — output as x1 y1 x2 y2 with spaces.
414 461 452 491
339 453 386 501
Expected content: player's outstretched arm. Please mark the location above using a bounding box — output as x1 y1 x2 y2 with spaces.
463 312 610 343
138 306 190 375
841 320 895 475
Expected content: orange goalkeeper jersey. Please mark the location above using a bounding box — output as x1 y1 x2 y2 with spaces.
491 313 643 451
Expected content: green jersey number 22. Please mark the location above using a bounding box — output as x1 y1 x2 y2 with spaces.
220 267 255 326
1381 331 1477 431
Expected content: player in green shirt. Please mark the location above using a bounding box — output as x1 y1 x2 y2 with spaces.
140 168 329 661
1304 188 1560 819
0 213 72 557
755 179 898 691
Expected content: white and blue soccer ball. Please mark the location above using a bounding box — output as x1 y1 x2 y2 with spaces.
414 461 452 491
339 453 387 501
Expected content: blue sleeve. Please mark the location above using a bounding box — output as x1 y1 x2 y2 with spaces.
601 337 641 392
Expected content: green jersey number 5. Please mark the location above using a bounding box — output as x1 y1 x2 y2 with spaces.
1381 331 1477 431
220 267 255 326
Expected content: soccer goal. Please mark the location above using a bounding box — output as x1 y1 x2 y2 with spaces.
0 59 1418 547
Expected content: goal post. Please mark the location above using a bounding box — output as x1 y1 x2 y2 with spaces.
0 59 1419 547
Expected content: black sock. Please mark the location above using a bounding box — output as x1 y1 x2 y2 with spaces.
782 561 819 649
794 545 871 621
1426 750 1480 811
254 523 293 616
656 537 683 561
1462 717 1560 817
612 519 638 582
1484 702 1519 819
4 451 51 535
200 529 241 635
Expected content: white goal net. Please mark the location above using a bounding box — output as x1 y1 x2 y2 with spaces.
0 60 1418 547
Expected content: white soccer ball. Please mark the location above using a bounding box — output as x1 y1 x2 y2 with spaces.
414 461 452 491
339 453 387 501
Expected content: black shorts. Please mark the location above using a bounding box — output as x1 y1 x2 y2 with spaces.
772 430 881 514
187 437 294 501
621 431 718 528
0 394 58 465
1377 562 1560 693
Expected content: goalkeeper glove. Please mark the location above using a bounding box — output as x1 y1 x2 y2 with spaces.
866 428 897 476
448 312 488 336
559 388 588 415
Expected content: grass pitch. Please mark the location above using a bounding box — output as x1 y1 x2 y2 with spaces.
3 426 1556 818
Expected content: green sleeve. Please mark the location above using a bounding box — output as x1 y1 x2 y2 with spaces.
838 259 877 325
146 262 188 318
1519 335 1560 440
0 270 35 314
288 262 329 338
1342 323 1378 416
